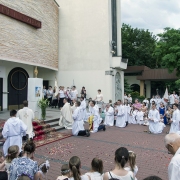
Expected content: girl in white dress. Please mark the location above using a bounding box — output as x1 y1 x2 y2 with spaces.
103 147 134 180
85 158 103 180
124 151 138 179
68 156 89 180
56 164 70 180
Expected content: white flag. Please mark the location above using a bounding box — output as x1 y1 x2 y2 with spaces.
163 87 168 101
54 78 59 96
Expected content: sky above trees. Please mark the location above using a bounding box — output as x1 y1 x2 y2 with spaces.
121 0 180 35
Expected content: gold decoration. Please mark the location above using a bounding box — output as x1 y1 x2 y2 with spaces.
34 66 38 78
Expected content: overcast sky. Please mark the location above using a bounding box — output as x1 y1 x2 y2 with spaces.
121 0 180 35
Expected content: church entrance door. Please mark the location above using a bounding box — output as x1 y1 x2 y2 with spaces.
8 68 29 110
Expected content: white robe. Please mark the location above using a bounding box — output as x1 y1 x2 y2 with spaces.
90 107 101 132
168 147 180 180
80 99 87 121
2 117 27 156
169 109 180 133
59 102 73 129
136 111 144 125
124 105 130 123
131 110 138 124
17 107 34 138
104 107 114 126
72 107 85 136
148 109 162 134
156 98 162 110
116 105 126 128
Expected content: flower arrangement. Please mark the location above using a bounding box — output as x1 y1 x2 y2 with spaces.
38 98 49 120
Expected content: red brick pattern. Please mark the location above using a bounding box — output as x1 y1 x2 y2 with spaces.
33 125 170 180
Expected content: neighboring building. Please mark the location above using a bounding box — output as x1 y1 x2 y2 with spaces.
56 0 127 102
124 66 178 98
0 0 59 110
0 0 127 111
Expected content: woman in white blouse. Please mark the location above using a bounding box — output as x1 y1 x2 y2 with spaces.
94 89 103 109
103 147 134 180
68 156 89 180
85 158 103 180
58 86 66 109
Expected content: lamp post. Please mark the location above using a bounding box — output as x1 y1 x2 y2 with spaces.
179 89 180 96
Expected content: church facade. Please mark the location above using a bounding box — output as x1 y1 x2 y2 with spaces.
0 0 127 111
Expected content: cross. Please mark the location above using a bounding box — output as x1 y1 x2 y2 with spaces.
24 113 29 118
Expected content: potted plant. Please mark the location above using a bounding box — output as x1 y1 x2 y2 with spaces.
38 98 49 120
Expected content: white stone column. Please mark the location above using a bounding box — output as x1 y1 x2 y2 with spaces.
28 78 43 120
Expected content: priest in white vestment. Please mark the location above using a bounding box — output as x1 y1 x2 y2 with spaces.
17 101 34 139
2 110 27 156
80 97 87 122
89 101 105 133
72 101 90 137
59 98 73 129
116 100 126 128
104 104 114 126
148 104 162 134
169 103 180 133
165 133 180 180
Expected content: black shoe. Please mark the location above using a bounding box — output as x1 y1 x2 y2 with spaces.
86 130 90 137
103 126 106 131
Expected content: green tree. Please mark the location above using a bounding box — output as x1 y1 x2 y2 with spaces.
154 28 180 76
124 79 132 94
122 23 157 68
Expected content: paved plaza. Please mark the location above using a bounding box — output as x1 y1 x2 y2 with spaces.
31 124 170 180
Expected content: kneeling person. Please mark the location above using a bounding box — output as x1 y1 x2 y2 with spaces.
148 104 162 134
72 101 90 137
89 101 106 133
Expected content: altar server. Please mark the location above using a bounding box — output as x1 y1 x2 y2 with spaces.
2 110 27 156
116 100 126 128
89 101 105 133
169 103 180 133
72 101 90 137
104 103 114 126
148 104 162 134
80 97 87 122
59 98 73 129
17 100 34 139
136 109 144 125
124 100 131 124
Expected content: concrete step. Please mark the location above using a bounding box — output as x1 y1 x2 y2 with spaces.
54 125 65 131
44 118 59 124
48 121 59 128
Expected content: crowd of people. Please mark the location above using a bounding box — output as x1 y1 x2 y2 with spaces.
1 141 167 180
1 87 180 179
